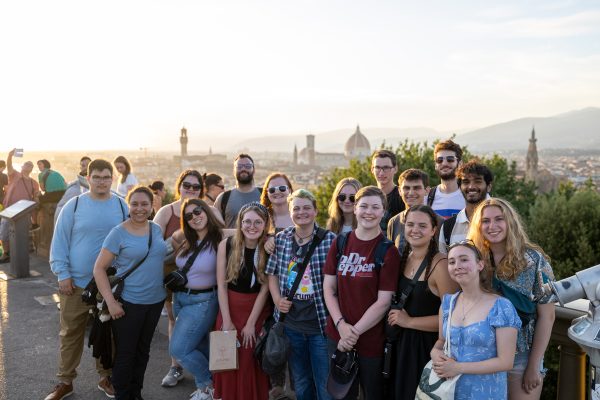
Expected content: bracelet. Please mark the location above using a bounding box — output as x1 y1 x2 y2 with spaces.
335 317 345 330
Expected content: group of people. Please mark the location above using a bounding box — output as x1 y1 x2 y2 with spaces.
38 141 556 400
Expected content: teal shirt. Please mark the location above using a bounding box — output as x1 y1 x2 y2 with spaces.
39 169 67 192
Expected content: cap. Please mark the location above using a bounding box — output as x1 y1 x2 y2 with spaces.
327 349 358 399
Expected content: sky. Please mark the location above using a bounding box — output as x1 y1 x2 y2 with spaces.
1 0 599 151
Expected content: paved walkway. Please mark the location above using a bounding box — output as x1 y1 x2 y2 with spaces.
0 255 199 400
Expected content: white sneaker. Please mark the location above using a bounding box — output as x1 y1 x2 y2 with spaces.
190 387 214 400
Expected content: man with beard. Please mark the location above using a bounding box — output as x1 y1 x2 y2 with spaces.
215 153 262 228
438 160 493 253
55 156 92 223
427 139 466 219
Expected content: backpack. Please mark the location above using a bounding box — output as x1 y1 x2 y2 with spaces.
220 187 263 218
335 231 393 271
426 185 437 207
441 214 458 247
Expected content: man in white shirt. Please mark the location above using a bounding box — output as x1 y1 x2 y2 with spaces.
427 139 466 219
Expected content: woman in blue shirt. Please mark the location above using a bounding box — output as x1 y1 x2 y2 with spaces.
93 186 167 400
431 240 520 400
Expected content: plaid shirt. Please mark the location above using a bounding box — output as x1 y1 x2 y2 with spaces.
265 225 335 335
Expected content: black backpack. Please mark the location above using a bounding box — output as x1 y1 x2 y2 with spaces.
335 231 393 271
441 214 457 247
426 185 437 207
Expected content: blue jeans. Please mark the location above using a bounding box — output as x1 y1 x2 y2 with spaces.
171 290 218 388
284 326 332 400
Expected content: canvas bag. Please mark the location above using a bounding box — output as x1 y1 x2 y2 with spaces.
415 293 461 400
209 330 239 372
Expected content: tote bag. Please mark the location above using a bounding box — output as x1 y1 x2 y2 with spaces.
209 330 239 372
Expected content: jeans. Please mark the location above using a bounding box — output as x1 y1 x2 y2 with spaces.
284 326 331 400
328 339 384 400
112 299 164 400
171 290 218 388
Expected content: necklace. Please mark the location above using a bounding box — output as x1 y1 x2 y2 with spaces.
461 293 482 322
295 230 314 245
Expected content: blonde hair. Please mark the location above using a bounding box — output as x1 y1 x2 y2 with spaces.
467 198 548 280
225 203 271 285
326 178 362 234
287 189 317 209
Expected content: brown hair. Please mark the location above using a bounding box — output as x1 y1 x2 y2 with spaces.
371 149 397 167
88 159 113 176
260 172 294 216
326 177 362 234
126 185 154 204
398 168 429 187
179 198 223 256
434 139 463 160
174 169 204 199
113 155 132 184
354 185 387 211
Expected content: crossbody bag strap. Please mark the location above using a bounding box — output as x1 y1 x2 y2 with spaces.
395 256 429 308
118 222 154 282
180 239 207 275
444 293 458 357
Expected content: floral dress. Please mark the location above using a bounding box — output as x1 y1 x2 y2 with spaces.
442 293 521 400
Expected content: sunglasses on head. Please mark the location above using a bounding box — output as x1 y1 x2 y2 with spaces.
184 206 203 221
268 185 288 194
435 156 458 164
182 182 202 191
337 194 356 203
446 239 482 260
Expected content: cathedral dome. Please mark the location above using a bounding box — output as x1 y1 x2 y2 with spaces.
344 125 371 159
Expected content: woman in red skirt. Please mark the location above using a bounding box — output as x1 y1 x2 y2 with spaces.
214 202 273 400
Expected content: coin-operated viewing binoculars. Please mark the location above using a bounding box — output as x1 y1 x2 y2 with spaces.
544 264 600 398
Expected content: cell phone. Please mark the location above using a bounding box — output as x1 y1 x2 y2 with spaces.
14 149 24 157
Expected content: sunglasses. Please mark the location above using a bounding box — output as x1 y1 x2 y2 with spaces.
184 206 204 221
182 182 202 191
268 185 288 194
446 239 482 260
435 156 458 164
214 184 225 190
337 194 356 203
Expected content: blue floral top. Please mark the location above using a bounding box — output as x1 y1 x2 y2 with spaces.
495 249 557 353
442 293 521 400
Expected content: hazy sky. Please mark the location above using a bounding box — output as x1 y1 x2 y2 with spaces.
2 0 599 151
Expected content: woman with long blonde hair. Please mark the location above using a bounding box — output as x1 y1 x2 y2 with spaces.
213 202 273 400
468 198 556 400
326 177 362 235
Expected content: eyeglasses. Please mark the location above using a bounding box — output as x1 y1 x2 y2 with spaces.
337 194 356 203
446 239 482 259
236 163 254 170
91 175 112 182
373 166 393 173
182 182 202 191
268 185 288 194
242 219 265 228
435 156 458 164
184 206 204 221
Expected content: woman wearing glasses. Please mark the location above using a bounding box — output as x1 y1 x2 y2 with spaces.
213 202 272 400
170 198 223 400
260 172 294 231
468 198 556 400
326 178 362 235
387 205 458 399
430 240 520 400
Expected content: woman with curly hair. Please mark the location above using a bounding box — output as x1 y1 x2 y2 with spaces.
467 198 556 400
213 202 273 400
326 177 362 235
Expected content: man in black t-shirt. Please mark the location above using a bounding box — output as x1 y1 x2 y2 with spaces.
371 149 404 231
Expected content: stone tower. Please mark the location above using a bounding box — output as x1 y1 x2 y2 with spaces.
526 126 538 182
180 127 188 157
307 135 315 166
293 144 298 166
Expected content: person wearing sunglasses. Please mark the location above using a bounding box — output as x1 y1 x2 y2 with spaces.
153 170 223 388
326 177 362 235
202 173 225 207
467 199 556 399
370 150 404 231
213 202 273 400
170 198 223 400
386 205 457 399
260 172 294 231
430 239 520 400
93 186 168 400
215 153 262 228
427 139 466 220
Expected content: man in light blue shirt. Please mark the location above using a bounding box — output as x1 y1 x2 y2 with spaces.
46 159 127 400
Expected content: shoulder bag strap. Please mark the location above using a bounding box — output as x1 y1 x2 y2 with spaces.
444 293 458 356
118 222 154 282
395 255 429 309
180 238 207 275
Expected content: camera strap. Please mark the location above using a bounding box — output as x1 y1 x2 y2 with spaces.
114 222 153 284
395 256 429 309
178 237 209 277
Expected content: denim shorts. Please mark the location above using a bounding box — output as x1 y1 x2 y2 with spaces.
509 351 546 376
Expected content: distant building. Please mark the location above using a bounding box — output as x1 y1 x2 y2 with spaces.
180 127 188 157
174 127 228 169
297 125 372 168
524 126 560 193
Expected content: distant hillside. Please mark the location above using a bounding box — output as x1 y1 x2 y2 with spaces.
457 107 600 151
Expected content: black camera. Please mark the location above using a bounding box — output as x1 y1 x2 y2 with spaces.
163 270 188 291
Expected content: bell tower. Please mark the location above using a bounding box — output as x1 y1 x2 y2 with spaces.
180 127 188 158
525 126 538 182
